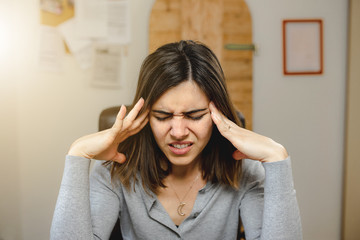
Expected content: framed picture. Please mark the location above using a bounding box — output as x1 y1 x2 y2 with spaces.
283 19 323 75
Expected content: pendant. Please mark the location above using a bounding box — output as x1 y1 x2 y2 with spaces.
177 202 186 216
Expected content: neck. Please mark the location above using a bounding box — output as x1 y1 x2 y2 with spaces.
170 159 201 181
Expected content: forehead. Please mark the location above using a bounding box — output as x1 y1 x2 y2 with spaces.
152 81 209 111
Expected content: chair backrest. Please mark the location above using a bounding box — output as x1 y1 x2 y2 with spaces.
99 106 122 131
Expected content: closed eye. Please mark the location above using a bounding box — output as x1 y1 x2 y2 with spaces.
151 108 209 121
184 112 208 121
154 116 171 121
152 110 172 121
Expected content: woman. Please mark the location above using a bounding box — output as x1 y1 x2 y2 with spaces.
51 40 302 239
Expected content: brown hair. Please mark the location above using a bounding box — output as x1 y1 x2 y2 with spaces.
108 40 242 194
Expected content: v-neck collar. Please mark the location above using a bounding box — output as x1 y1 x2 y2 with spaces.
140 180 219 233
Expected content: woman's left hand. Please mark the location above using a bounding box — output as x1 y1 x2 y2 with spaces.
209 102 288 163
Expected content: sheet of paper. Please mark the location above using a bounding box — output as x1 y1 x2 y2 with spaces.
58 18 93 69
74 44 94 69
75 0 107 39
91 44 125 88
38 25 63 72
104 0 130 44
40 0 63 15
58 18 92 53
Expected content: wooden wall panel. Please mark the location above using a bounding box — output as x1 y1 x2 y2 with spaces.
149 0 253 129
149 0 182 53
181 0 224 58
342 0 360 238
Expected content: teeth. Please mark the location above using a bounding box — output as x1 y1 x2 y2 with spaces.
172 144 191 149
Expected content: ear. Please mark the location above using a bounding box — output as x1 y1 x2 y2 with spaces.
112 153 127 163
232 150 247 161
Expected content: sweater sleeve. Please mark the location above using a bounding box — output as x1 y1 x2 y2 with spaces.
50 155 121 240
261 158 302 239
240 157 302 240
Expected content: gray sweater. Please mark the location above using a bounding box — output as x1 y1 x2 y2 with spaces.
51 156 302 240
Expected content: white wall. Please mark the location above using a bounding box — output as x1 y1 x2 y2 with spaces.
0 0 154 239
0 0 347 239
247 0 348 239
0 2 22 239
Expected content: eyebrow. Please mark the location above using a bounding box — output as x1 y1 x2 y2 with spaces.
152 108 208 115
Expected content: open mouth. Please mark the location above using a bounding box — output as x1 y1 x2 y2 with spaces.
170 143 193 149
168 142 193 155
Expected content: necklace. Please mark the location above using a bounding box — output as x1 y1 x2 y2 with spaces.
168 174 200 216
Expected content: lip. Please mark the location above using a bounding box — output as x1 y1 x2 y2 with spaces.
168 141 193 155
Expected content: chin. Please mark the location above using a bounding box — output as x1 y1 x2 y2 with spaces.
166 154 200 167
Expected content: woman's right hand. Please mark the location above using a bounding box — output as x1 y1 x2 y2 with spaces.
67 98 149 163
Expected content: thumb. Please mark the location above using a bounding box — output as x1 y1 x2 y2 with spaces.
112 152 127 164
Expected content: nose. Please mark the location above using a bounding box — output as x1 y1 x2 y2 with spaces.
170 116 189 139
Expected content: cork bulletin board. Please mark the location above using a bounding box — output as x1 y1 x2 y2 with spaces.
149 0 254 130
40 0 74 53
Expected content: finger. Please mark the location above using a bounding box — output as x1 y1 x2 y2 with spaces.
209 102 236 135
124 98 145 125
127 110 149 131
209 102 229 126
209 102 221 124
115 110 149 143
126 114 149 136
112 105 127 130
120 107 149 134
133 108 149 126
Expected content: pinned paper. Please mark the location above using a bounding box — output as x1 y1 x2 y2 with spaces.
58 18 93 69
38 25 64 72
40 0 63 15
39 0 131 82
91 44 125 88
104 0 131 44
75 0 108 39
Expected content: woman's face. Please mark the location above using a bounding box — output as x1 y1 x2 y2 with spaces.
149 81 213 167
